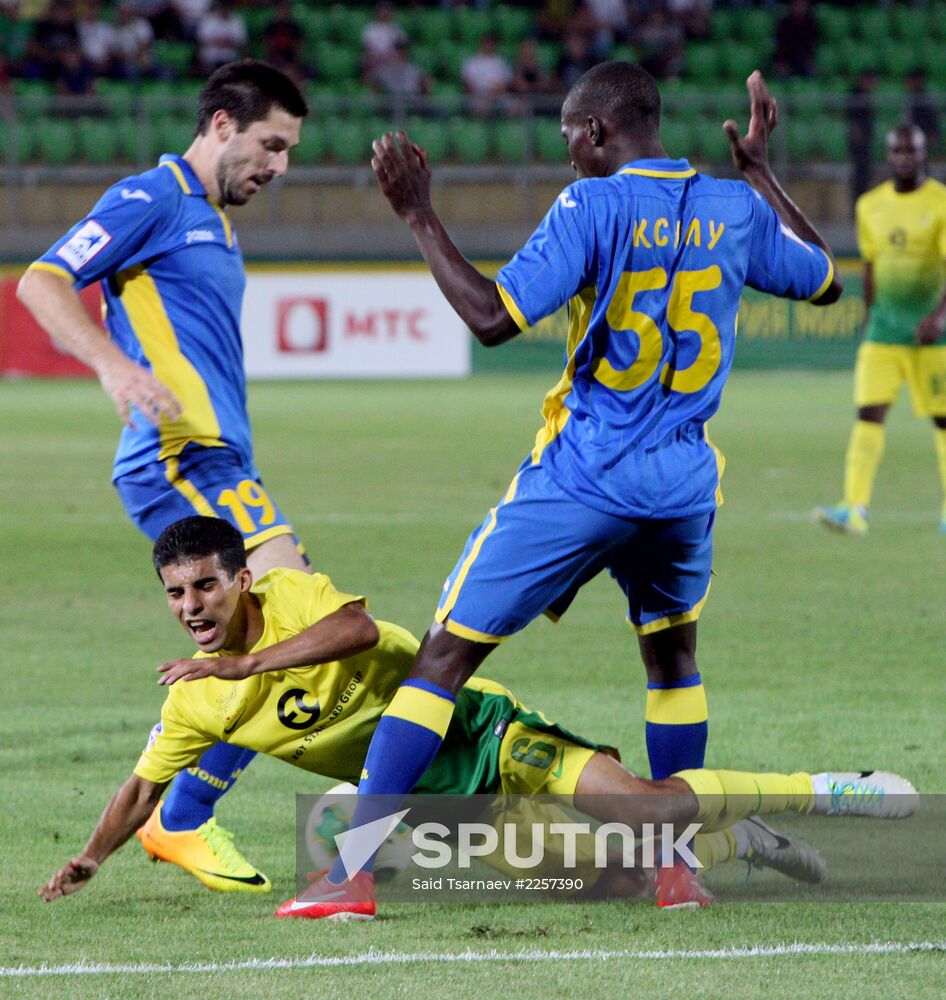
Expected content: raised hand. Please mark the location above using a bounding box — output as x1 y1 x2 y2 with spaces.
371 131 432 221
723 70 778 174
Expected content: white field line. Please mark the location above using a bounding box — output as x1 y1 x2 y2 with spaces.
2 941 943 978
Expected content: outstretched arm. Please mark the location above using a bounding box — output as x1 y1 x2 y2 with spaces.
39 774 166 901
371 132 520 346
724 71 843 306
157 601 381 684
17 267 182 427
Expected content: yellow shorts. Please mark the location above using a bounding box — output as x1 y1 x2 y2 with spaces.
854 341 946 417
497 719 599 797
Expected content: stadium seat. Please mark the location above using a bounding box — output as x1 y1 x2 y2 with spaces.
493 119 529 163
659 120 690 159
853 8 892 43
684 45 718 81
448 117 490 163
692 121 729 164
12 80 53 117
816 6 851 44
114 118 146 163
818 126 848 164
429 82 464 118
534 117 565 163
152 40 194 78
404 116 450 163
96 79 135 116
138 81 181 116
411 9 451 47
0 124 33 164
835 39 878 79
734 9 774 45
316 42 360 84
156 117 196 156
76 118 119 165
717 42 758 84
494 5 532 44
891 6 929 45
329 119 371 165
293 126 329 166
34 119 76 166
452 7 492 45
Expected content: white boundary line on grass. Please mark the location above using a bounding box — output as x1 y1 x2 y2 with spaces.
2 941 943 978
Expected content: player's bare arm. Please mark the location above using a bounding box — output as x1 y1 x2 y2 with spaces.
371 131 519 346
157 601 380 684
724 71 843 306
39 775 167 901
16 268 182 428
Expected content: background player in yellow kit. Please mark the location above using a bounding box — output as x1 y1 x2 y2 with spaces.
37 517 915 917
816 125 946 535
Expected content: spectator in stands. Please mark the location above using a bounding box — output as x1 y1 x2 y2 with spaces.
369 38 429 99
134 1 186 42
635 6 685 81
261 1 311 86
906 68 940 154
173 0 211 42
362 1 406 74
113 0 160 80
773 0 818 79
0 52 12 95
846 68 877 206
196 0 247 75
582 0 630 58
461 34 513 117
53 43 96 95
78 0 116 77
25 0 80 81
511 38 551 98
555 30 597 92
667 0 711 42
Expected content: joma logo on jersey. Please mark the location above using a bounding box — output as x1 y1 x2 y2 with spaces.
277 688 321 730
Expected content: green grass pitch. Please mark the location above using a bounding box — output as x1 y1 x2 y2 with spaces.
1 372 943 999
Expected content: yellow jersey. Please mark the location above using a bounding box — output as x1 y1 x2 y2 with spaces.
856 178 946 344
134 568 418 785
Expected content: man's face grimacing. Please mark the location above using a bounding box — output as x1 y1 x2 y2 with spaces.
215 107 301 206
159 554 252 653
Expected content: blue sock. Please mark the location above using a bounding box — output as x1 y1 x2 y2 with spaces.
328 679 456 882
645 673 708 780
161 744 257 832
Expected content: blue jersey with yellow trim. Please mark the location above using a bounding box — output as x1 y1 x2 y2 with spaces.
496 158 833 518
33 155 250 481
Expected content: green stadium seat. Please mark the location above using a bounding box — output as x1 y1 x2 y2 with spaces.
411 9 451 47
152 40 194 78
448 117 490 163
436 40 476 81
535 41 560 74
717 42 758 84
814 44 845 82
711 9 737 41
853 8 892 43
96 79 135 116
692 121 729 164
492 119 529 163
835 39 879 79
494 5 532 44
0 124 33 164
76 118 119 165
404 116 450 163
785 124 817 160
534 117 565 163
684 45 718 81
114 118 146 162
138 80 181 115
818 126 848 164
452 7 492 45
34 119 76 166
878 40 918 80
410 42 439 76
659 121 690 160
316 43 361 84
891 6 929 45
156 117 196 156
293 126 329 165
734 9 774 45
429 82 464 118
816 7 851 44
241 7 272 42
12 80 53 117
329 119 372 165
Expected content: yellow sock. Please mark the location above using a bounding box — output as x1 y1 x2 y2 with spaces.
675 768 814 832
844 420 885 509
693 829 737 872
933 428 946 507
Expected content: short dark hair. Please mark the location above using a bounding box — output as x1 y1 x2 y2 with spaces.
152 516 247 579
196 59 309 135
563 61 661 137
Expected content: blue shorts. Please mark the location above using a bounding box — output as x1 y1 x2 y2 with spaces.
435 462 714 642
114 444 299 551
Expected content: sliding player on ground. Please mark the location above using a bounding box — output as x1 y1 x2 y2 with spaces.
38 517 915 917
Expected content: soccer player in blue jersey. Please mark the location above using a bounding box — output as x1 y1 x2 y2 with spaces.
297 65 844 916
17 60 310 894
